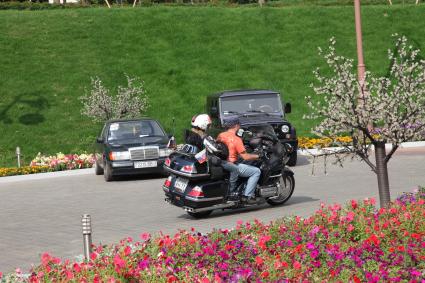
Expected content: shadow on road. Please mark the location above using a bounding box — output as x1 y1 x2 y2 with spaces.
294 155 311 167
112 173 166 182
177 195 320 220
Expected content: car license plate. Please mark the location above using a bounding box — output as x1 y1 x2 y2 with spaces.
134 161 158 168
174 178 188 192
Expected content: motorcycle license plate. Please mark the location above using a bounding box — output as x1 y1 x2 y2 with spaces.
174 178 188 193
134 161 157 168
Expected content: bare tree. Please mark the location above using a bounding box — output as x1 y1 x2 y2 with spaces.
305 35 425 208
80 76 149 123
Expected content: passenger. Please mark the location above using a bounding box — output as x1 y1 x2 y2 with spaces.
184 114 212 152
217 117 261 204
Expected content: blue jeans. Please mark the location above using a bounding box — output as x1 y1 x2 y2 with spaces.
221 161 261 198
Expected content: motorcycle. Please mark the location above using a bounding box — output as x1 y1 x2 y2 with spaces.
162 125 295 218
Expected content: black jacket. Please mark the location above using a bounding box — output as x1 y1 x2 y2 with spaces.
184 129 204 151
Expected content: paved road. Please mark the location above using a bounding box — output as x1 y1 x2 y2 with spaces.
0 149 424 273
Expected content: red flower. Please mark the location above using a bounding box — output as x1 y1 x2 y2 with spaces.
397 245 405 252
261 271 270 279
351 200 358 209
293 261 302 270
255 256 264 265
167 275 178 283
124 246 131 256
367 234 380 246
353 275 361 283
113 254 126 270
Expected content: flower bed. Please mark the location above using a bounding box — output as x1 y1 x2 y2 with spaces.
30 153 95 170
0 166 50 177
298 136 353 149
2 188 424 282
0 153 95 177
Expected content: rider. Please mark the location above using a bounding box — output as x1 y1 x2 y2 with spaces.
217 117 261 204
184 114 211 151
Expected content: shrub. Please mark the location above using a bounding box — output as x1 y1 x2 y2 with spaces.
80 75 149 123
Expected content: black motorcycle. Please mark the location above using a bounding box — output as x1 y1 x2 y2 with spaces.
162 125 295 218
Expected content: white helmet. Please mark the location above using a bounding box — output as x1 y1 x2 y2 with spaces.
191 114 212 131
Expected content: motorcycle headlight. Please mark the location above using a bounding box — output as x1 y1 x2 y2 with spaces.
281 125 290 133
159 148 174 157
109 151 130 161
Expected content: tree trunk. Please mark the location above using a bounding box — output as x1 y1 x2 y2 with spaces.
374 141 391 208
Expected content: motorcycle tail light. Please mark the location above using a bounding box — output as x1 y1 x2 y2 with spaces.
181 165 197 173
165 157 171 167
188 186 204 198
164 176 172 188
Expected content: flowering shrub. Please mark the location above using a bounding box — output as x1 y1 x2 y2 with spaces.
30 153 95 171
3 188 422 282
0 166 50 177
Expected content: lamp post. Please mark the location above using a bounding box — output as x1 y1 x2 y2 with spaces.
354 0 365 85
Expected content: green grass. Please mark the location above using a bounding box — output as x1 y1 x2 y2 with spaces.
0 5 424 167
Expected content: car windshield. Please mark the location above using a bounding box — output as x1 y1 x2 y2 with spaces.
220 93 283 116
107 120 165 141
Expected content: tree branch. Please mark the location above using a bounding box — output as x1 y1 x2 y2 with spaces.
384 145 398 164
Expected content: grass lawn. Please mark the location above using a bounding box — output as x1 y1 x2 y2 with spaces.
0 5 424 167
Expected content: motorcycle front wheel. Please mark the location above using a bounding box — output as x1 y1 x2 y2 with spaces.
267 173 295 206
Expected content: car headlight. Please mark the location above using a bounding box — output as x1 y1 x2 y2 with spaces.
109 151 130 161
159 148 174 157
281 125 290 133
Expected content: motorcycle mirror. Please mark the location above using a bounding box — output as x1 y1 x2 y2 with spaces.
236 128 244 137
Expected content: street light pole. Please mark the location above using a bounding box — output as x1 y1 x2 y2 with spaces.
354 0 366 85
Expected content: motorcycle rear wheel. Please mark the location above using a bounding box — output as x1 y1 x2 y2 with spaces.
267 173 295 206
187 210 213 218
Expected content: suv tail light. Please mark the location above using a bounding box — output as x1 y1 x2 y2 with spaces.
187 186 204 198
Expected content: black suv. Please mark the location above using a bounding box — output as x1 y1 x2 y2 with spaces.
206 89 298 166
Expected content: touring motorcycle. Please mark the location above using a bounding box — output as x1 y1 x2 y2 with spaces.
162 124 295 218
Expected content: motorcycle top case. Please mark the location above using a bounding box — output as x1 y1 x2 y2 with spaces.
164 149 210 180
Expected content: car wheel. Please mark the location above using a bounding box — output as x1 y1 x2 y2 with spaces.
95 160 104 175
104 162 114 182
287 151 297 167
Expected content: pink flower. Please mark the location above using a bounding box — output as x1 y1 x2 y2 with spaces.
113 254 126 270
293 261 302 270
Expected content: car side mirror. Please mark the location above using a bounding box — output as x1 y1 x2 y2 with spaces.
96 137 104 144
284 103 292 114
210 106 218 118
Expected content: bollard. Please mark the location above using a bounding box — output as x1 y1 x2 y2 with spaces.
81 214 93 261
16 147 21 168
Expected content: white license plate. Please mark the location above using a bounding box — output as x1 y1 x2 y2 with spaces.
134 161 158 168
174 178 188 192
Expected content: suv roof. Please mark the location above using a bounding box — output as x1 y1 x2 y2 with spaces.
209 89 280 99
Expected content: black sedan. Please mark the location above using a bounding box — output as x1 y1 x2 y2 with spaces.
94 118 174 181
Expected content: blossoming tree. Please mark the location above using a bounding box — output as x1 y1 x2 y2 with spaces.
305 36 425 207
80 75 148 122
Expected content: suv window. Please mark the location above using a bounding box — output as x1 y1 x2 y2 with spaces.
220 93 283 116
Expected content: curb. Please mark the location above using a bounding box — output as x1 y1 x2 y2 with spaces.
297 141 425 156
0 168 94 184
